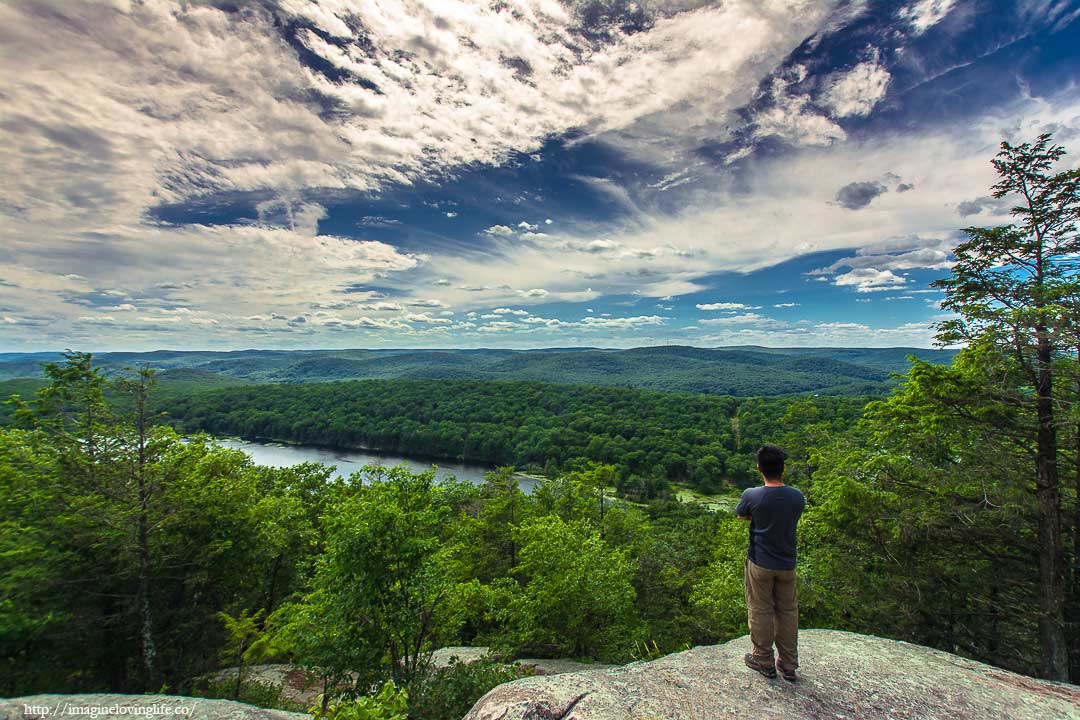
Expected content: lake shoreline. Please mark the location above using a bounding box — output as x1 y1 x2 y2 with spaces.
205 434 542 491
213 432 503 470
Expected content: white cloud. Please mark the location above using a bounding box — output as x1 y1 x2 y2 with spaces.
696 320 938 347
3 314 54 327
700 313 768 325
0 210 424 346
753 72 846 147
483 225 515 237
404 312 452 324
808 238 955 293
833 268 909 292
810 239 956 286
345 316 410 330
697 302 758 311
822 53 891 118
899 0 957 35
357 302 405 311
585 239 621 253
773 302 799 308
521 316 563 326
476 320 525 333
579 315 667 329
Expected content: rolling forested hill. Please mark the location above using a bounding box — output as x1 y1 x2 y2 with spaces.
0 345 957 396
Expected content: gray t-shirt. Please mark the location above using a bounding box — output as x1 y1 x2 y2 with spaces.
735 485 805 571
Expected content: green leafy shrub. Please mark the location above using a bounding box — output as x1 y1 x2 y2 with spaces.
194 678 291 711
490 516 644 662
312 680 408 720
406 659 531 720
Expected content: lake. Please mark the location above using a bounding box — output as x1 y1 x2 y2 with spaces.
213 437 540 492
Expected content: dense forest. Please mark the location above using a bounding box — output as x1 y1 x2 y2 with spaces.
161 379 867 496
2 341 1076 716
1 136 1078 716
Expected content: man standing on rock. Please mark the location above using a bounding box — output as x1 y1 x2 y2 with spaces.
735 444 805 682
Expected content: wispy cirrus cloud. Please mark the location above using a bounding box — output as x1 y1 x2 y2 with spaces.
0 0 839 225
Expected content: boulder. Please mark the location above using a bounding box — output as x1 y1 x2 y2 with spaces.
432 646 498 670
0 695 308 720
464 629 1080 720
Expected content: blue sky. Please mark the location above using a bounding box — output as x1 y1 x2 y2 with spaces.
2 0 1079 351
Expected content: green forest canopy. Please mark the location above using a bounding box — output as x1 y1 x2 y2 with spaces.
2 345 1077 714
161 378 867 495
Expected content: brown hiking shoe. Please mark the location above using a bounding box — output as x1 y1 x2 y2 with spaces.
744 653 777 678
780 666 798 682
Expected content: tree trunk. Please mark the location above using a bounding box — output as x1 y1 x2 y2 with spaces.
102 595 128 691
135 371 156 687
235 643 246 698
1036 335 1068 680
263 553 284 620
1073 346 1080 681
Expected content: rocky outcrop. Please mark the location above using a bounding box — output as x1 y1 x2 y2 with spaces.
464 629 1080 720
204 665 323 709
432 647 613 676
513 658 614 677
0 695 308 720
7 633 1077 720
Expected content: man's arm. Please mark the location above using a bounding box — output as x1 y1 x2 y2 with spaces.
734 490 753 520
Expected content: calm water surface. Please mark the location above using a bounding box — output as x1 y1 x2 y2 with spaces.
214 437 539 492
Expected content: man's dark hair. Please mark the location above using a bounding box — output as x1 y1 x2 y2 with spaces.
757 444 787 480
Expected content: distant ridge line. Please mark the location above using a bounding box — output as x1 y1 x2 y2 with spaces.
0 346 959 397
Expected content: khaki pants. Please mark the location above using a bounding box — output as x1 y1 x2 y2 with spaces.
744 557 799 671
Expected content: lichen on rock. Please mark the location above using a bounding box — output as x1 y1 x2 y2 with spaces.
463 629 1080 720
